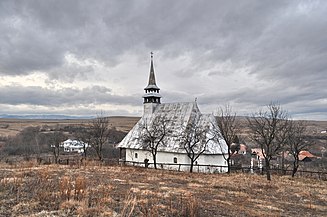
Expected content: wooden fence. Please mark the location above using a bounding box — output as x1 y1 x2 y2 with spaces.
120 160 327 180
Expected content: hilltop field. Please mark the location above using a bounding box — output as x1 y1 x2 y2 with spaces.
0 117 140 138
0 117 326 216
1 116 326 139
0 162 326 217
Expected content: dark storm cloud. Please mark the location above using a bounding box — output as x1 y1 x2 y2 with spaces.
0 0 326 119
0 0 292 76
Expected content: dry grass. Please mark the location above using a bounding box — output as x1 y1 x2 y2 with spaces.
0 163 326 216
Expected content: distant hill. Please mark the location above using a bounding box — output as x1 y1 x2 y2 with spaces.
0 114 94 120
0 115 325 155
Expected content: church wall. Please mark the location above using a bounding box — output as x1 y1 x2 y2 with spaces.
143 103 157 115
124 148 227 173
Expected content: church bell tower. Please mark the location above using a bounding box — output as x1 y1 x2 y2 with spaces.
143 52 161 115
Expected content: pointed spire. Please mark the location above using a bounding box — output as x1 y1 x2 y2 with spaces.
145 52 160 90
148 52 157 86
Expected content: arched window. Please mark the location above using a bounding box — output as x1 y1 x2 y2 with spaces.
135 153 138 159
173 157 177 163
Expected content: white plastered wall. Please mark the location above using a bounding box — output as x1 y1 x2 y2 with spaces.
125 148 227 173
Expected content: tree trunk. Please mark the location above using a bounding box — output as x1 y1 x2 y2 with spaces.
96 148 102 161
281 151 286 175
153 155 157 169
265 158 271 181
53 148 59 164
98 153 102 161
83 150 87 160
292 160 299 177
227 157 230 173
190 160 194 173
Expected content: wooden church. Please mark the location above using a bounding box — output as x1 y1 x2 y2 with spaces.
118 53 228 173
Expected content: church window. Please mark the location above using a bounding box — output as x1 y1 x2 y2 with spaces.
135 153 138 159
173 157 178 163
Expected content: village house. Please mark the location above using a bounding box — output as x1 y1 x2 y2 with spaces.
230 144 251 168
117 54 228 173
60 139 89 153
298 150 318 162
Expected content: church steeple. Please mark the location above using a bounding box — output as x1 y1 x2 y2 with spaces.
143 52 161 107
145 52 160 91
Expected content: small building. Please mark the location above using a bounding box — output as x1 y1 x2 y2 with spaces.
60 139 89 153
298 150 317 162
238 144 247 155
117 54 228 173
251 148 265 169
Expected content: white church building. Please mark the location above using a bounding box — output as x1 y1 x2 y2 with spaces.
117 54 228 173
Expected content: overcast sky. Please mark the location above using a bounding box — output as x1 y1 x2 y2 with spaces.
0 0 326 120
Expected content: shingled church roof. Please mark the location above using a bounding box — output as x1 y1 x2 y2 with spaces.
117 101 227 154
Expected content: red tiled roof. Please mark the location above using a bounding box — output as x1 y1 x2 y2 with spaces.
298 150 317 161
251 148 265 159
239 144 247 152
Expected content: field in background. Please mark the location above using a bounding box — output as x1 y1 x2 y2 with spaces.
0 162 326 216
1 116 326 137
0 117 140 138
1 116 326 155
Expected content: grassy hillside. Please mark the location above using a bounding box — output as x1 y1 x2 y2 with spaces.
0 162 326 216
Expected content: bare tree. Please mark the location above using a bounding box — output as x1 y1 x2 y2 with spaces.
286 120 308 177
4 126 41 159
181 117 214 173
88 114 110 161
49 131 66 164
74 125 92 160
141 116 168 169
216 105 238 173
247 103 289 181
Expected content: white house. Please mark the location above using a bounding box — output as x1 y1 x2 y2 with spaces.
117 53 228 173
60 139 89 153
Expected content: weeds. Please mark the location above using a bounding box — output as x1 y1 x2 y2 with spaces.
0 163 326 216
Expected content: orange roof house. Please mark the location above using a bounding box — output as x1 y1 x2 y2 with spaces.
251 148 265 160
298 150 317 161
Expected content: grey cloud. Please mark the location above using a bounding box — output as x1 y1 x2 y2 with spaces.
0 85 139 106
0 0 326 119
197 83 327 117
0 1 291 76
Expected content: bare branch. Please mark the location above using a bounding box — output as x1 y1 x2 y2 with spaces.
215 104 238 173
88 112 110 161
181 116 213 173
286 120 308 177
247 102 289 181
140 115 169 169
